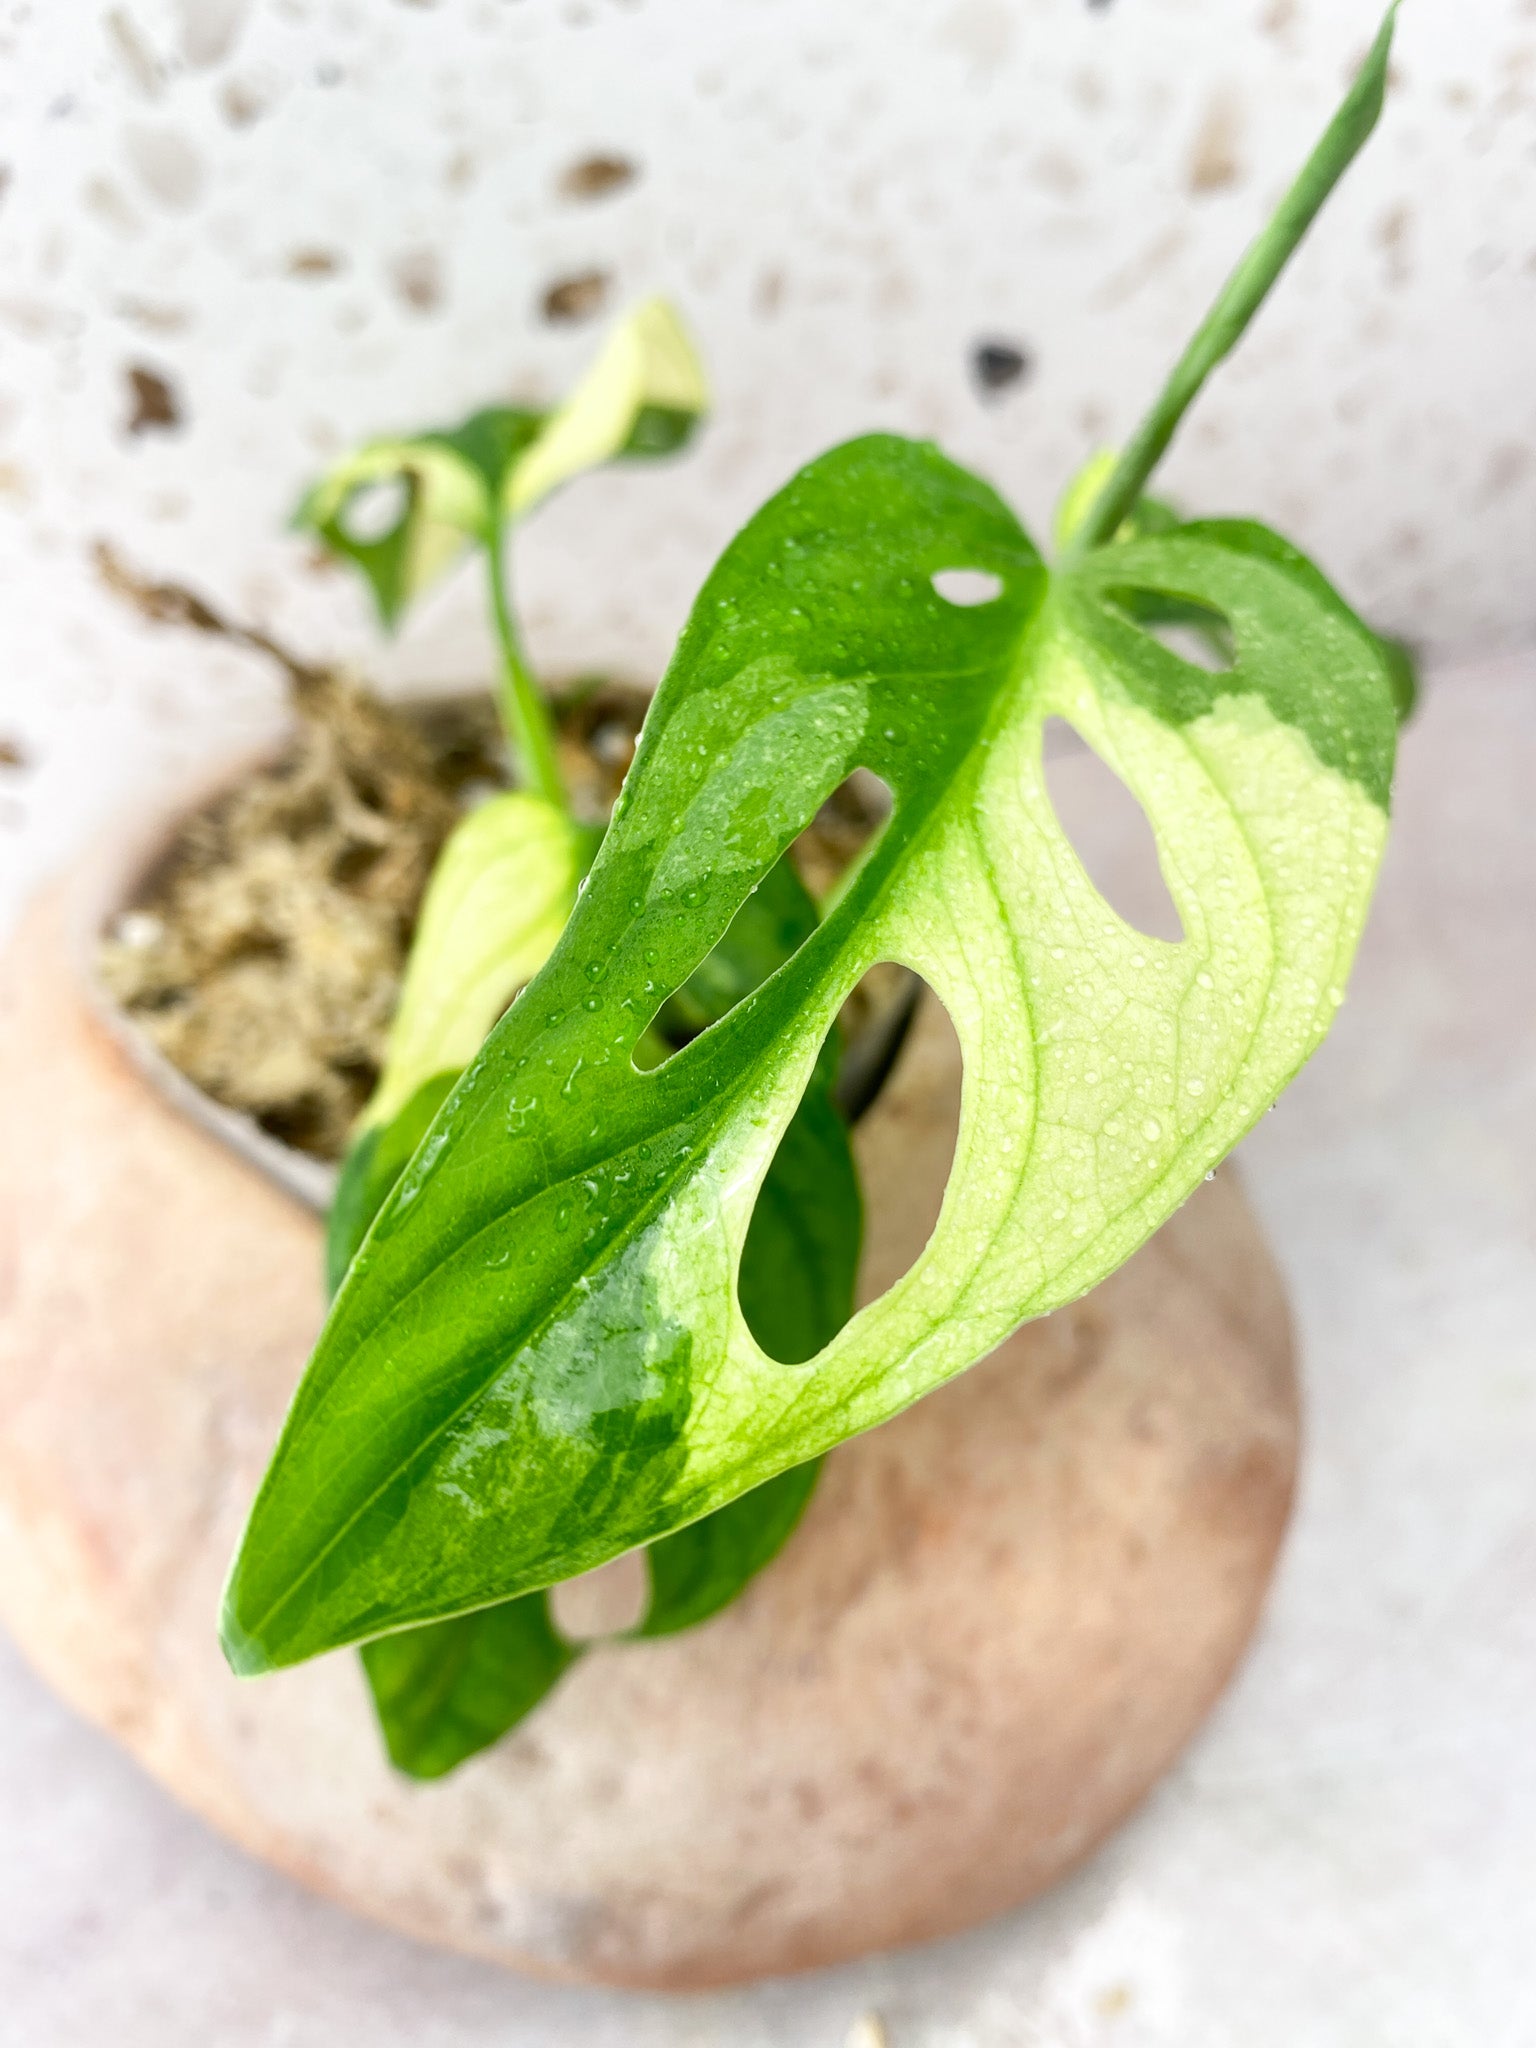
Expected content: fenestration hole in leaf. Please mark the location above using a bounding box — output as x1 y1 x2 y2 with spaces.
339 475 410 544
550 1551 648 1640
737 974 950 1368
932 566 1004 607
847 971 961 1319
1103 589 1235 673
633 768 895 1073
737 1007 863 1366
1041 718 1184 943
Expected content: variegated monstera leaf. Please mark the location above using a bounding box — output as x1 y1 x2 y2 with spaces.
224 431 1395 1674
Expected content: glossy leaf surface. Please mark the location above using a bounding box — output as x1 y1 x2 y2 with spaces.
349 848 854 1771
324 794 581 1294
225 431 1395 1674
361 1591 576 1780
369 793 583 1130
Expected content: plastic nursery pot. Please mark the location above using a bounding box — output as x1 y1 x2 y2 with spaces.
0 745 1299 1991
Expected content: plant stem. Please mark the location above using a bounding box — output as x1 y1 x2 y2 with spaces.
484 513 569 814
1065 2 1399 560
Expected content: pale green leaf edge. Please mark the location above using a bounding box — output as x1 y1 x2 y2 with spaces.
365 793 582 1130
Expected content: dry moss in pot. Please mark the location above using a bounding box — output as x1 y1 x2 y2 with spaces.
0 14 1413 1989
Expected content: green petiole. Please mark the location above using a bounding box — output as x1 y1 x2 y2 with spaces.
483 508 569 816
1067 2 1400 558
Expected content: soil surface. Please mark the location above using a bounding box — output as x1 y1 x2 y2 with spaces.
99 666 886 1162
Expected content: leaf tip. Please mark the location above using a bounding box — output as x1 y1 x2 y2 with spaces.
217 1580 277 1679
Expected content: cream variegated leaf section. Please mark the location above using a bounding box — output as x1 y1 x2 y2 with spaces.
656 607 1387 1502
509 297 709 515
365 793 582 1129
223 436 1394 1675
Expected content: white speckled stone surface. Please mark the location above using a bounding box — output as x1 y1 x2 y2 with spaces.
1 651 1531 2041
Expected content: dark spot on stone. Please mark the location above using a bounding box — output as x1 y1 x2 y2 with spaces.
220 79 266 128
0 166 11 208
1188 94 1243 194
391 247 443 313
116 297 192 334
125 364 183 436
1032 149 1084 197
791 1779 826 1822
541 269 611 324
314 60 344 86
756 267 785 317
1480 443 1531 500
559 153 639 201
287 247 344 279
105 7 164 96
0 735 29 770
1376 202 1411 285
970 339 1031 398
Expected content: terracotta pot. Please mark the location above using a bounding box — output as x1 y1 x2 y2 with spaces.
0 758 1299 1990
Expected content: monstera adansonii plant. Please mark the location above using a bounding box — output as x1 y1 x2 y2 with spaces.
221 8 1405 1782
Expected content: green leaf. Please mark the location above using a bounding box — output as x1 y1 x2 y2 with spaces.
341 834 856 1768
637 848 855 1631
325 1071 456 1300
361 1591 578 1780
357 1055 846 1776
632 856 860 1636
638 1458 822 1639
297 429 522 631
351 1057 847 1774
657 851 819 1040
1381 634 1419 725
735 1045 860 1366
295 297 707 629
223 431 1395 1675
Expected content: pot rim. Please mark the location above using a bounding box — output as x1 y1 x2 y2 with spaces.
80 738 339 1215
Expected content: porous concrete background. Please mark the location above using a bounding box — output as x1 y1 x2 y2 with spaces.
1 0 1534 2041
1 0 1534 913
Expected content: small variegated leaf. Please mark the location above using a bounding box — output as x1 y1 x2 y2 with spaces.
294 297 707 628
508 296 709 516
